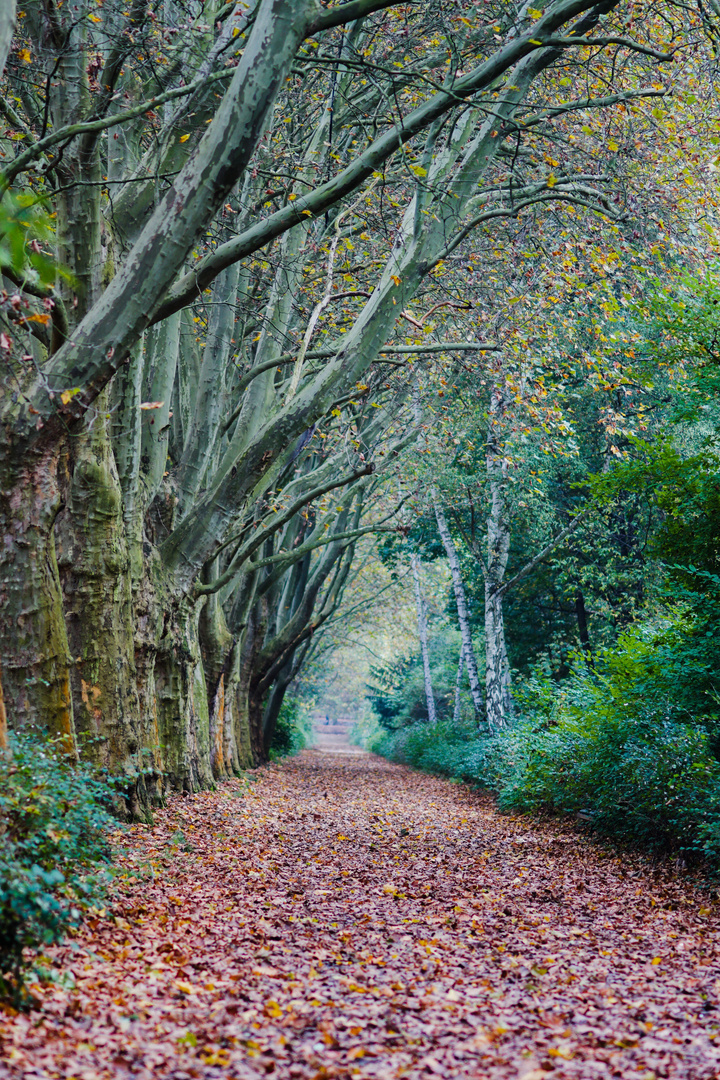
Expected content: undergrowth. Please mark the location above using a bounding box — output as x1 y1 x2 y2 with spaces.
0 732 118 1006
268 697 314 759
367 616 720 869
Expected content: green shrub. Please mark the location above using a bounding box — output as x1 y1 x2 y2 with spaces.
0 732 117 1005
375 719 491 783
487 629 720 862
269 697 313 758
368 614 720 868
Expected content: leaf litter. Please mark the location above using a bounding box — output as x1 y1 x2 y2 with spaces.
1 749 719 1079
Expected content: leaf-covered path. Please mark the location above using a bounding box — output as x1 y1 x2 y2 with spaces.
2 749 719 1080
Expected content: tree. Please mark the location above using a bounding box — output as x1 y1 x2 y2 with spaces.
0 0 695 804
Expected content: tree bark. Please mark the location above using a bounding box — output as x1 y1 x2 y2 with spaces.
411 552 437 724
153 602 213 795
0 659 8 750
55 404 142 774
484 585 512 735
0 0 17 83
433 491 484 724
0 441 75 745
575 590 592 659
453 647 464 725
484 381 513 733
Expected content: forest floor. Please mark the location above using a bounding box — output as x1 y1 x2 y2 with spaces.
1 745 719 1080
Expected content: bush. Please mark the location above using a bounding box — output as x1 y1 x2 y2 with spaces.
0 732 117 1005
269 697 313 758
487 628 720 862
367 614 720 868
374 719 491 783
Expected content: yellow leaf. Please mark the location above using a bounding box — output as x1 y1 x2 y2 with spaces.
390 274 401 286
288 193 297 201
608 139 619 152
179 133 191 143
528 7 543 17
546 173 557 188
651 956 662 965
88 12 101 21
18 48 31 62
232 26 240 37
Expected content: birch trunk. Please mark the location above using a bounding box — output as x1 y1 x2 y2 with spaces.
433 491 484 723
484 382 513 733
453 648 464 725
411 552 437 725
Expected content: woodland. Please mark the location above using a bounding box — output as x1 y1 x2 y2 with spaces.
2 0 720 1073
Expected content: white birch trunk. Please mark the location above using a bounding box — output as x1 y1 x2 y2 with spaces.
453 647 464 725
433 491 484 724
484 381 513 733
411 552 437 724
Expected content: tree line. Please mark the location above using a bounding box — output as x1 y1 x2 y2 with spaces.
0 0 713 814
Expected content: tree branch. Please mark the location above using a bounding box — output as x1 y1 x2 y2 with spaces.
496 505 594 598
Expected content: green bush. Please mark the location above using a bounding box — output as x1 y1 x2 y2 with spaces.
269 697 313 758
374 719 491 783
487 626 720 862
368 614 720 868
0 732 117 1005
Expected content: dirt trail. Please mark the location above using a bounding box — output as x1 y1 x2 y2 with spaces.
1 750 719 1080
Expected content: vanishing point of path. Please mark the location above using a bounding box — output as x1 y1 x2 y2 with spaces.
1 748 719 1080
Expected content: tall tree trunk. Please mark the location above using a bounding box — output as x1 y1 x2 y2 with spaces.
154 598 214 793
575 590 592 661
0 441 75 745
0 665 7 751
0 0 16 81
55 403 142 774
484 585 512 734
432 491 484 724
453 647 464 725
411 552 437 724
484 381 513 733
199 566 236 779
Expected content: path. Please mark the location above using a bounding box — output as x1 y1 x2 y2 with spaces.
311 715 364 754
1 751 719 1079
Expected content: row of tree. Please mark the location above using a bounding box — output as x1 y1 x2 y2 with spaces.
0 0 714 812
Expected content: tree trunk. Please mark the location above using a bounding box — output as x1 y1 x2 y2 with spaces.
0 441 75 746
0 662 8 751
223 642 253 771
575 590 592 661
433 491 484 723
55 405 142 774
0 0 16 81
411 552 437 724
453 647 464 725
154 599 214 794
199 570 236 779
484 381 513 733
484 585 512 734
